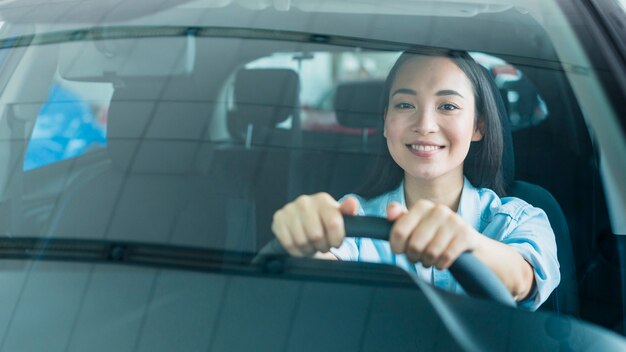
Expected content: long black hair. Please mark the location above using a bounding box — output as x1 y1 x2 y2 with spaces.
357 48 506 198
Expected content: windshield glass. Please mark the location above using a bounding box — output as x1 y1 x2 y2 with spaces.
0 0 625 346
0 32 564 249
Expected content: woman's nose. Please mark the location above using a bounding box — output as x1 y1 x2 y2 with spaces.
411 109 438 135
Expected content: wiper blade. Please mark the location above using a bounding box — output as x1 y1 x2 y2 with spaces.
0 237 415 287
0 237 257 273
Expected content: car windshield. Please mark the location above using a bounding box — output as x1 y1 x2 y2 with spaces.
0 0 625 350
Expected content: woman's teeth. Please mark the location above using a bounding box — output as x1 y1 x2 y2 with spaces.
410 145 442 152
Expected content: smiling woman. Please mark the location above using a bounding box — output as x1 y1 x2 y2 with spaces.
271 49 559 309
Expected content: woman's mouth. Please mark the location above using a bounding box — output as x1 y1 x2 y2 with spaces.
406 144 444 157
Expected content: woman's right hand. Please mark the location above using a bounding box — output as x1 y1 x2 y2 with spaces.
271 193 360 257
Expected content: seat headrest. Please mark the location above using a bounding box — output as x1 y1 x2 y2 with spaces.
230 69 299 127
334 80 384 129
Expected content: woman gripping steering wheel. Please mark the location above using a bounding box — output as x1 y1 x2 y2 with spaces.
271 49 560 311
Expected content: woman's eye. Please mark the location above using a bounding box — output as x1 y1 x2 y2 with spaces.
439 103 459 111
394 102 415 110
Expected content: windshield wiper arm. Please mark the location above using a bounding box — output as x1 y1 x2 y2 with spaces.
0 237 416 288
0 237 258 273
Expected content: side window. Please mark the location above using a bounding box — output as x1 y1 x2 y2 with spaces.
23 78 113 171
470 52 549 130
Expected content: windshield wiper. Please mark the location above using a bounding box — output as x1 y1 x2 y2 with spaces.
0 237 415 287
0 237 258 271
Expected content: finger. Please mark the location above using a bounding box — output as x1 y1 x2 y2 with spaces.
272 213 305 257
434 234 469 270
404 204 449 262
271 211 293 253
299 207 330 253
320 205 345 249
433 225 478 270
386 202 405 221
404 244 422 263
287 216 317 257
405 225 433 264
389 202 429 254
291 195 327 256
298 198 336 252
339 196 359 216
420 226 455 268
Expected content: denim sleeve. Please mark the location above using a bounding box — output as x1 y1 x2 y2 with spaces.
494 206 561 311
330 238 359 261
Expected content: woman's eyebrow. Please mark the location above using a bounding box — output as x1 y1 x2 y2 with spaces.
391 88 417 97
391 88 464 98
436 89 464 98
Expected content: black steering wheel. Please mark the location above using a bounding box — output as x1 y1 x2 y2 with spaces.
256 215 516 307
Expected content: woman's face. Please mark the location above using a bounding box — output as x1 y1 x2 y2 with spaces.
384 55 483 183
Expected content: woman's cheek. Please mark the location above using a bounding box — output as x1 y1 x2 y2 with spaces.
384 116 407 141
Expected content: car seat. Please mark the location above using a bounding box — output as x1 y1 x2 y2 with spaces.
44 77 257 252
221 68 304 248
227 69 300 148
478 67 579 315
333 80 384 151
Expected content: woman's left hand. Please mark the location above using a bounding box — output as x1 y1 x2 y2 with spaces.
387 200 483 270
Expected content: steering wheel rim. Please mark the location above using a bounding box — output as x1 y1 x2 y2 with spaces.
256 215 516 307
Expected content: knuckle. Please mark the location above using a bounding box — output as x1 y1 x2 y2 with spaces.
390 233 406 249
272 210 283 223
422 251 435 262
406 252 419 263
293 236 308 248
295 195 312 208
423 248 435 261
431 204 448 216
327 230 344 247
325 217 342 232
407 241 425 255
308 230 324 243
391 225 409 241
330 238 343 248
314 192 333 203
439 252 452 264
283 203 297 216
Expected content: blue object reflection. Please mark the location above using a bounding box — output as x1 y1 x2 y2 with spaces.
24 84 107 171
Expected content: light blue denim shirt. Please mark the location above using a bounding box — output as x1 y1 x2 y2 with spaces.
330 177 560 311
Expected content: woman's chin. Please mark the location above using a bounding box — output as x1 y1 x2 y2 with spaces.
404 167 464 183
404 170 440 181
